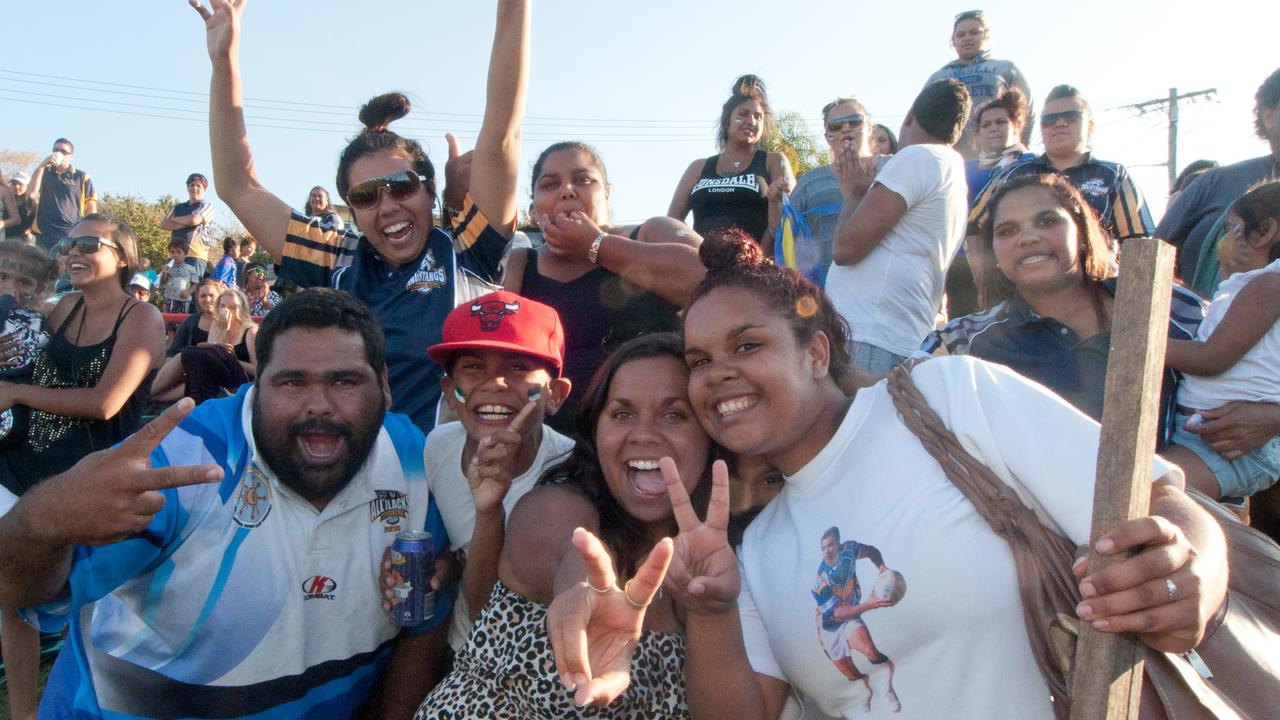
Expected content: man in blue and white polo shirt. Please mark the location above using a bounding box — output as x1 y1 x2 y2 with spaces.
0 289 454 719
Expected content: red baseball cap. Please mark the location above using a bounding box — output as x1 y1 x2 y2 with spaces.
427 291 565 376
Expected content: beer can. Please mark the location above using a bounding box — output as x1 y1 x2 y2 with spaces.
388 530 435 627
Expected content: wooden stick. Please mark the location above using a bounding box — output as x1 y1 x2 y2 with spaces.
1068 238 1176 720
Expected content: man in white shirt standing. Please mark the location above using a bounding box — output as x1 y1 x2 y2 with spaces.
828 79 971 373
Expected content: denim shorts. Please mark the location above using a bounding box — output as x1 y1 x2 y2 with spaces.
1170 411 1280 501
851 341 908 375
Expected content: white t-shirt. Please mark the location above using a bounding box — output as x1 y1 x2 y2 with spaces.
738 356 1172 719
1178 259 1280 408
424 421 575 649
824 144 967 356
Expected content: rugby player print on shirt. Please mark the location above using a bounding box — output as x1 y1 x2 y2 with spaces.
811 526 905 714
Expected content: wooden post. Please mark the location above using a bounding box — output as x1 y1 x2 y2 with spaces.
1068 238 1176 720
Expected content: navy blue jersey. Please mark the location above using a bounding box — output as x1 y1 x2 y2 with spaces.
812 541 863 632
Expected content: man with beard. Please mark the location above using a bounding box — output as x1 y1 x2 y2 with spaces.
0 288 454 719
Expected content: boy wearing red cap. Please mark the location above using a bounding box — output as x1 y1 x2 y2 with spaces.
423 290 574 649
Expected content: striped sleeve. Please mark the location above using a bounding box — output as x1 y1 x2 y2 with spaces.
450 194 509 284
1111 166 1156 240
279 210 359 289
1169 282 1207 339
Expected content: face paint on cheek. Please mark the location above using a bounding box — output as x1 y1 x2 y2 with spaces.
453 387 466 404
527 387 542 403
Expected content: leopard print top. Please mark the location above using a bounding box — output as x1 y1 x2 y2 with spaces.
416 581 688 719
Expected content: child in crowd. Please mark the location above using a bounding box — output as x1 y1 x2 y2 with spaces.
1165 180 1280 502
210 237 239 288
410 290 575 650
0 239 54 381
159 241 200 313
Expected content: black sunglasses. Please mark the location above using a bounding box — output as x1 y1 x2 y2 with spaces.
825 114 866 135
1041 110 1084 127
346 171 429 210
57 236 120 256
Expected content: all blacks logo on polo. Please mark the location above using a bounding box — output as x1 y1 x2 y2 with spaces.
302 575 337 601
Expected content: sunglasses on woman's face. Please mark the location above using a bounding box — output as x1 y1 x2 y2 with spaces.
825 114 866 135
248 267 267 277
346 171 429 210
1041 110 1084 127
57 236 120 256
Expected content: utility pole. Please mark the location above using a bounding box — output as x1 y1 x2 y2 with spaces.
1120 88 1216 190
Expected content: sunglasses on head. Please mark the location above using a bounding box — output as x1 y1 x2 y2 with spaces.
58 236 120 256
346 171 429 210
1041 110 1084 127
825 114 866 134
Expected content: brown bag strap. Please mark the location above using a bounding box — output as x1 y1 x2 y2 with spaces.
886 366 1082 719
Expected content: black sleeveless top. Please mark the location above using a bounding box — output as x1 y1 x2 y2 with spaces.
687 149 771 242
0 297 155 494
520 246 680 434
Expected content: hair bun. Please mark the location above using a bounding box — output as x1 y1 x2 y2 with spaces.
732 74 766 98
699 228 765 273
359 92 411 133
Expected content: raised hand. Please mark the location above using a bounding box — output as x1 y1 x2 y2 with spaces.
661 458 741 614
467 397 538 514
442 132 474 215
548 528 673 708
188 0 245 60
22 398 222 547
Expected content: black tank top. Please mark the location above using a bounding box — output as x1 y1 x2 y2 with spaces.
687 149 771 242
0 297 155 494
520 247 680 434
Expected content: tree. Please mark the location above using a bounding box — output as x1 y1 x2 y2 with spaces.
0 148 41 181
98 193 178 269
761 110 830 179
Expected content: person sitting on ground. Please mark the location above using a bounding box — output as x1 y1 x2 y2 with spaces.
165 278 224 356
151 286 258 405
668 74 795 247
505 141 704 433
924 9 1034 157
827 79 971 374
1163 181 1280 504
242 260 281 316
158 240 201 313
970 84 1155 246
0 289 457 718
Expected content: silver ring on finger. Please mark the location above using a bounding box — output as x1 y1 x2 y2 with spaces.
1164 578 1179 601
622 579 650 610
586 579 611 594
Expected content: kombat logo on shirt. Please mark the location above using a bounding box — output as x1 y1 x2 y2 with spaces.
302 575 337 601
1078 178 1110 197
691 173 760 195
232 465 273 528
371 490 409 532
406 249 447 294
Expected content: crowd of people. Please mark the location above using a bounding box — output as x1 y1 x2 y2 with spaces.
0 2 1276 719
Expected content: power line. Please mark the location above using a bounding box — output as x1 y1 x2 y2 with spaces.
1117 87 1217 189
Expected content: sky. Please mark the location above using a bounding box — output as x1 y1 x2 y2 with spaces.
2 1 1276 232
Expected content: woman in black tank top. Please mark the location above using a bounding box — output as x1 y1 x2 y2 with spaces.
668 74 796 246
151 286 259 405
0 214 164 720
504 142 706 434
